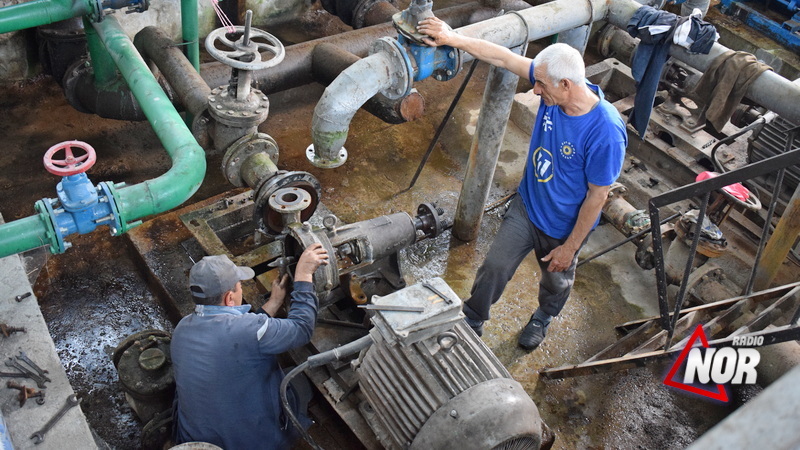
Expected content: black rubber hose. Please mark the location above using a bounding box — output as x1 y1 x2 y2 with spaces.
279 334 374 450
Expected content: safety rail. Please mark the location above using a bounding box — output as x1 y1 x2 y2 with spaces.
650 126 800 349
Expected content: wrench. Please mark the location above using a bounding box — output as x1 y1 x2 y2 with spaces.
30 394 80 444
422 282 454 304
5 359 47 389
18 351 51 380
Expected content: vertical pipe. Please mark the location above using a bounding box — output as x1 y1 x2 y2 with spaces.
0 0 94 34
181 0 200 71
453 45 525 241
83 17 117 85
556 25 590 55
753 182 800 291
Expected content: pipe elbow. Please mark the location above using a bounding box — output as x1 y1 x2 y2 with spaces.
309 52 396 169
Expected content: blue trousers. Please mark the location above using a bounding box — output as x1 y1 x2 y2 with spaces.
463 195 586 321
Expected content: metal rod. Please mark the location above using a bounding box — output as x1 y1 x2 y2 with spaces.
401 59 479 193
745 168 786 295
649 202 670 332
577 212 681 268
665 191 711 350
753 128 800 291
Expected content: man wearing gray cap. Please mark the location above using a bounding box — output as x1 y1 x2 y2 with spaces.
171 243 328 449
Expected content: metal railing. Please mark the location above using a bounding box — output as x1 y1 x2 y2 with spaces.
649 126 800 349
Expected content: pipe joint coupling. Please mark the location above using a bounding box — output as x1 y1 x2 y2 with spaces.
370 38 414 99
34 179 124 254
397 34 461 82
222 133 280 187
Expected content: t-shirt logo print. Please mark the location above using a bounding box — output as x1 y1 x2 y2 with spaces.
542 113 553 132
559 141 575 160
533 147 554 182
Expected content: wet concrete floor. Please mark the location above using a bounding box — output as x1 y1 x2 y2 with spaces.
0 13 752 450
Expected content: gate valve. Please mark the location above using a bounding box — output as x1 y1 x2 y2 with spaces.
34 140 123 254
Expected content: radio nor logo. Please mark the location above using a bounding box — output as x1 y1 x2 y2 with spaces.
663 324 761 402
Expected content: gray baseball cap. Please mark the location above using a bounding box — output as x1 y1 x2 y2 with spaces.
189 255 255 301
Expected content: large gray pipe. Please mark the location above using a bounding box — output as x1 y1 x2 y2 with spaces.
454 45 525 241
310 51 397 167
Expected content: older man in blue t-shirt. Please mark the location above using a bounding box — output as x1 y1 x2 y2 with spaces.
419 18 627 351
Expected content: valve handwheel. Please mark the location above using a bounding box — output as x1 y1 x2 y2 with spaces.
43 140 97 176
205 26 285 71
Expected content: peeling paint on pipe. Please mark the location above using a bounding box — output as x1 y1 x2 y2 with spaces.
311 51 396 165
0 0 95 34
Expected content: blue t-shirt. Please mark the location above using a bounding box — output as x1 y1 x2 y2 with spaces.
519 66 627 240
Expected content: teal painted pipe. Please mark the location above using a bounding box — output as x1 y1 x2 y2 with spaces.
181 0 200 71
0 15 205 259
0 0 95 34
92 15 205 230
0 215 54 258
84 17 117 85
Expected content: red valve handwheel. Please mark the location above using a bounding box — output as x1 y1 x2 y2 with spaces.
43 140 97 176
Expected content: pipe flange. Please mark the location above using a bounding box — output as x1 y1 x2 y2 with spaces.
254 171 322 234
370 37 414 100
222 133 279 187
207 86 270 128
268 187 313 228
306 143 347 169
415 202 443 239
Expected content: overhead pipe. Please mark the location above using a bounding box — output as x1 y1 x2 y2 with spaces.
0 15 205 258
0 0 96 34
319 0 399 28
309 0 610 170
199 1 530 93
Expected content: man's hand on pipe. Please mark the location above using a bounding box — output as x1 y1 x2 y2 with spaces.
417 17 454 47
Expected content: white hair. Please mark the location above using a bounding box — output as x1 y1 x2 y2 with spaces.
532 43 586 87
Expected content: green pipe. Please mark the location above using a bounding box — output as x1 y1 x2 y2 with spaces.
0 0 95 34
84 17 117 85
0 215 54 257
92 15 206 230
181 0 200 71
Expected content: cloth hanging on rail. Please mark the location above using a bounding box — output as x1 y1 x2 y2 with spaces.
692 50 771 132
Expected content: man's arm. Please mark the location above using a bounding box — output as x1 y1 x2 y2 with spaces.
417 17 532 79
541 183 610 272
261 274 288 317
256 244 329 354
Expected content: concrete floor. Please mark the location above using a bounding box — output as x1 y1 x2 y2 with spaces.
1 4 797 449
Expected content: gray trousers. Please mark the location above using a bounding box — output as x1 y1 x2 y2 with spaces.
463 195 586 321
